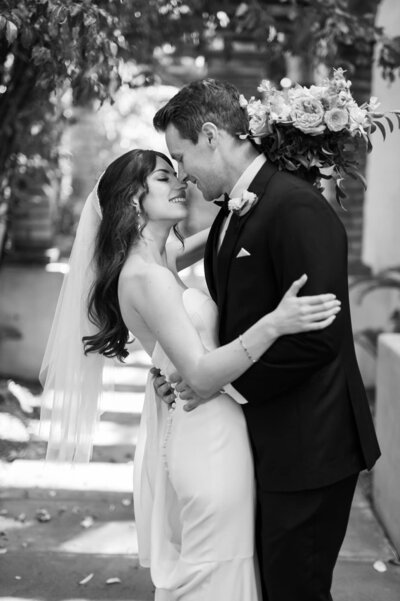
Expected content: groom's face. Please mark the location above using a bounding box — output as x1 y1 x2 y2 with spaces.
165 124 224 202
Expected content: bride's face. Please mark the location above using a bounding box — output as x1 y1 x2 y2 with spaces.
142 157 188 224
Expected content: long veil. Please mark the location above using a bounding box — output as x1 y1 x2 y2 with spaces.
39 181 105 462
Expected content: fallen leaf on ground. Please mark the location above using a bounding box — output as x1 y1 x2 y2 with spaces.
121 498 132 506
80 516 94 529
36 509 51 522
373 560 387 573
79 573 94 585
106 577 121 585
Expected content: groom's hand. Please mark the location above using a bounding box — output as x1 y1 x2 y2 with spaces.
150 367 176 406
169 371 208 412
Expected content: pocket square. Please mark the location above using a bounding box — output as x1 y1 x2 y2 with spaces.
236 247 251 258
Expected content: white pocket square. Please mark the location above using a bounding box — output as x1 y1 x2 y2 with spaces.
236 247 251 258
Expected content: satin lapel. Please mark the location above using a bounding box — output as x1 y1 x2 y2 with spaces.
204 207 226 303
217 162 278 313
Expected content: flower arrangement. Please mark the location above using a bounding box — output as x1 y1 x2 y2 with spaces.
239 68 400 206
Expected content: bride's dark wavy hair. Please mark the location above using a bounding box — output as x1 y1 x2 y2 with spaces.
83 148 179 361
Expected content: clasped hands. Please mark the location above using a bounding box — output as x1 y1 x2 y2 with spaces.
150 368 207 412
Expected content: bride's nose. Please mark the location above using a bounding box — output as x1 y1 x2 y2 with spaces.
174 178 188 193
177 164 189 184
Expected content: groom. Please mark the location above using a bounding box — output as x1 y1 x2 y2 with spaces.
153 79 380 601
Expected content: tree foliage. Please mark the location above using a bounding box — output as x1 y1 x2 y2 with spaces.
0 0 399 235
0 0 124 197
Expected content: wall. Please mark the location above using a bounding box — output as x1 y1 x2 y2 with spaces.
373 334 400 553
0 265 64 381
363 0 400 272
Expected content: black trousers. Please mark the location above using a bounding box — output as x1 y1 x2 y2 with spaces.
256 473 358 601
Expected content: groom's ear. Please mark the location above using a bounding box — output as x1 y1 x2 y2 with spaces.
201 122 219 148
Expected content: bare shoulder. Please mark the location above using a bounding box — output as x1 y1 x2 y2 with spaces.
119 259 181 309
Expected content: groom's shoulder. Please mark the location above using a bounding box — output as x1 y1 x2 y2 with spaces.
268 168 314 194
264 169 325 208
258 168 342 227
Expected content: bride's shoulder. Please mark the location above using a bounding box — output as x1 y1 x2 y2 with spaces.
120 260 180 303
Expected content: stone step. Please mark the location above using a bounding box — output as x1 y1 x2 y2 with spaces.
35 416 140 447
100 391 145 415
0 460 133 499
1 387 145 463
27 389 144 462
103 365 149 392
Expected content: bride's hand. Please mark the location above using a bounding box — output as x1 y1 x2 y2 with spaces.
270 274 341 336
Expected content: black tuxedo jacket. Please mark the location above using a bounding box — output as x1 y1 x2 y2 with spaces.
204 162 380 492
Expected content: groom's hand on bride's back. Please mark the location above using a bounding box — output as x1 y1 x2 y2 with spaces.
169 372 207 412
151 367 176 406
151 368 210 411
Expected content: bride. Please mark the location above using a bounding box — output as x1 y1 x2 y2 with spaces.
41 148 341 601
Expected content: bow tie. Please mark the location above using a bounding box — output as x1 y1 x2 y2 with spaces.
213 193 230 216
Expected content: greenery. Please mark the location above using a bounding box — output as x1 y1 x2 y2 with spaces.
238 0 400 80
0 0 399 258
0 0 126 243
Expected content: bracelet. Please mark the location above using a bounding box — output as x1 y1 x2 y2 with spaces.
238 334 257 364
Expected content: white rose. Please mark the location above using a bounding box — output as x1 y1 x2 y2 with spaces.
324 108 349 132
291 96 326 135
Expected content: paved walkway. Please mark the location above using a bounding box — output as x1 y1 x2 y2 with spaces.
1 266 400 599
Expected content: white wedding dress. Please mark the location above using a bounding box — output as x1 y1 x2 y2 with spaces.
133 287 260 601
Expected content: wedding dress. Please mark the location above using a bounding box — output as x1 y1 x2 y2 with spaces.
134 287 260 601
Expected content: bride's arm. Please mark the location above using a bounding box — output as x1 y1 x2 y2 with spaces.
166 228 210 272
128 265 340 399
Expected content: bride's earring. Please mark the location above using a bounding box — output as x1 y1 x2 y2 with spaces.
132 198 141 216
132 198 144 233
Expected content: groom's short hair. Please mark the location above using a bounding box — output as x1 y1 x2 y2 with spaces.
153 79 249 143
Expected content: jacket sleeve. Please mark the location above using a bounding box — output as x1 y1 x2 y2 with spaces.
257 186 348 394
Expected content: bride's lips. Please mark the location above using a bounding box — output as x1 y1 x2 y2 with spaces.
169 195 186 203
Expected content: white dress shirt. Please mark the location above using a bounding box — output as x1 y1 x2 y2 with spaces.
218 153 267 250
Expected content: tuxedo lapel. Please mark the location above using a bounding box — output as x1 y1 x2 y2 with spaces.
217 162 278 313
204 206 226 302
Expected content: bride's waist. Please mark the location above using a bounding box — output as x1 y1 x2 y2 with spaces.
170 390 244 418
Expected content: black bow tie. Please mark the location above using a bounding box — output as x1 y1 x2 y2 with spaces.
213 193 230 215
